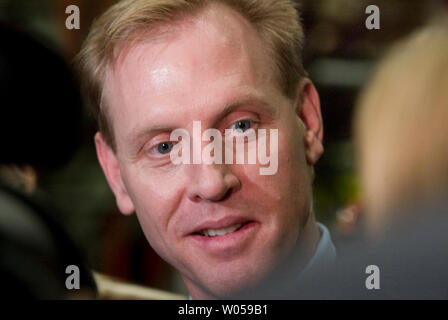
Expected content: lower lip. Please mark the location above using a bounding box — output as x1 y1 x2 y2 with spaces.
189 221 258 254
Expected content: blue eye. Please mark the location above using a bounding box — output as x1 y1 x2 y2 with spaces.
231 120 251 133
156 142 173 154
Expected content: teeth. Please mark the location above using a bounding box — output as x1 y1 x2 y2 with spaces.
200 223 242 237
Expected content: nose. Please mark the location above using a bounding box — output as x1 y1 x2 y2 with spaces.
187 163 240 202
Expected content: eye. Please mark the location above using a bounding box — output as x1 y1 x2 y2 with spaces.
155 141 174 154
230 120 252 133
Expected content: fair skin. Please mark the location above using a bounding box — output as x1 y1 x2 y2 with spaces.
95 3 324 299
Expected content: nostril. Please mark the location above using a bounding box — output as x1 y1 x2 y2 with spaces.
191 186 233 203
221 188 232 201
188 165 240 202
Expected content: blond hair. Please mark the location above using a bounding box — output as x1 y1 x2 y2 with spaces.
354 16 448 225
76 0 306 150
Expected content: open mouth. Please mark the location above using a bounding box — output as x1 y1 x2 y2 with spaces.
193 221 252 238
189 220 259 253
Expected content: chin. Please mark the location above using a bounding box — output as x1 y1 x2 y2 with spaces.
188 255 281 299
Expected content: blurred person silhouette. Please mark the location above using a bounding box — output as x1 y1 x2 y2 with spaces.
351 15 448 299
294 16 448 299
354 16 448 234
0 23 97 299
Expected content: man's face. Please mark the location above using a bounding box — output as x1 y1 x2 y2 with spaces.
97 3 323 298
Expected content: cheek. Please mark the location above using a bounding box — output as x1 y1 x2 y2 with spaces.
237 123 311 207
276 125 310 193
274 125 312 224
122 165 187 238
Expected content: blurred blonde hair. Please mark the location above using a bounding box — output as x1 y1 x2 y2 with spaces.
354 16 448 228
75 0 306 150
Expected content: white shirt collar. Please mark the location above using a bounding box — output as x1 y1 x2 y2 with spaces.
299 222 337 279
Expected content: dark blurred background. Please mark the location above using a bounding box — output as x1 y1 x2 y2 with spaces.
1 0 447 295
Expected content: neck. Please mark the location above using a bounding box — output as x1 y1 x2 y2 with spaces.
250 214 320 298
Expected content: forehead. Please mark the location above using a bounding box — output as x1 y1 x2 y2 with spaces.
103 2 279 150
106 2 274 91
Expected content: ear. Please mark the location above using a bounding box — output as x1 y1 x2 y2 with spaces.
94 132 135 215
295 78 324 165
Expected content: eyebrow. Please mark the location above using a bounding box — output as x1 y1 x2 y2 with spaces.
215 95 278 122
